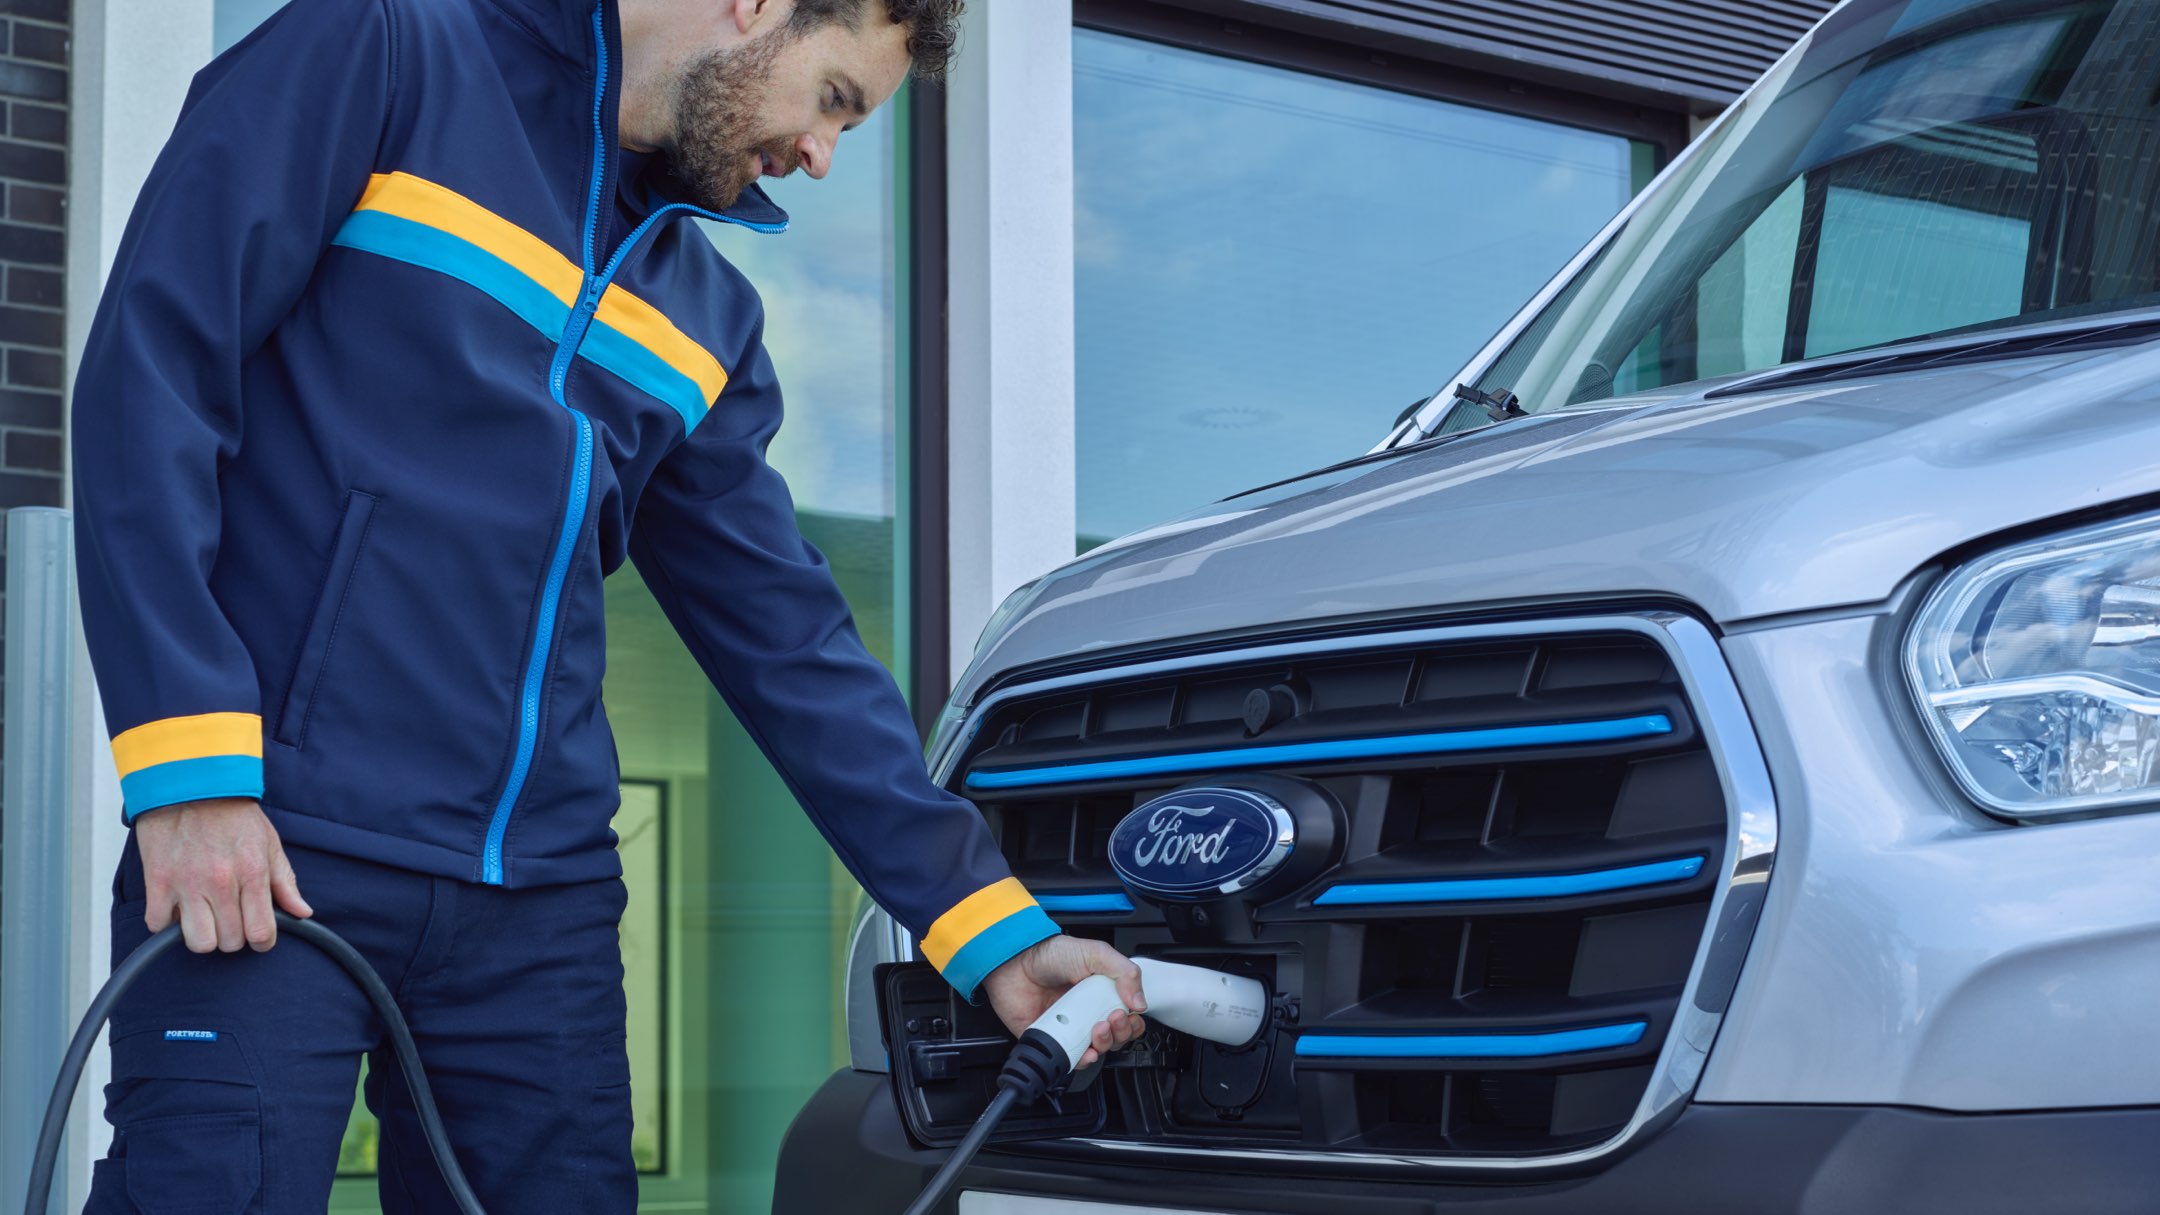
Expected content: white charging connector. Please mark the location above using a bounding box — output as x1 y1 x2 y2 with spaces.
1131 957 1268 1047
1024 957 1268 1066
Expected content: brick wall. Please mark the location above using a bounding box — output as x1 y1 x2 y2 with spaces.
0 0 68 784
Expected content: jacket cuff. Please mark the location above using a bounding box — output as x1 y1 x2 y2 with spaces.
112 713 266 822
920 877 1061 1001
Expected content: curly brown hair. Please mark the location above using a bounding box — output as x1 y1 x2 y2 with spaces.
787 0 967 83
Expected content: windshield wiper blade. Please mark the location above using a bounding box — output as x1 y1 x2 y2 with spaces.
1704 316 2160 399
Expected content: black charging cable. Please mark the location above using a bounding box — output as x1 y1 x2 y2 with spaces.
899 1027 1078 1215
31 914 1103 1215
22 912 486 1215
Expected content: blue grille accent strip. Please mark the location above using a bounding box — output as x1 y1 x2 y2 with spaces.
1313 855 1705 907
1295 1021 1647 1060
964 714 1674 791
1035 891 1136 914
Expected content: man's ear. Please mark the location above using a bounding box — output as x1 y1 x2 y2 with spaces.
730 0 778 38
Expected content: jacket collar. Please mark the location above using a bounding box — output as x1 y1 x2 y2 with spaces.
717 184 792 232
625 159 793 232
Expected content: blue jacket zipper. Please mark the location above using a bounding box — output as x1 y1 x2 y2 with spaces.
483 2 781 884
481 3 612 885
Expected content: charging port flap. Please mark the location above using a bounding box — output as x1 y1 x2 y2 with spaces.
877 962 1107 1148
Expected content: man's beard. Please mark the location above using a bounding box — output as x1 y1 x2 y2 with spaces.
666 31 800 212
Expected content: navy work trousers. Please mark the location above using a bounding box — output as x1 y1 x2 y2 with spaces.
86 835 637 1213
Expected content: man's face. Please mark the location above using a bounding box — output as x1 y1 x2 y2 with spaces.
666 5 913 212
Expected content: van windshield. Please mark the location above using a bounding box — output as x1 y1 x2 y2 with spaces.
1467 0 2160 420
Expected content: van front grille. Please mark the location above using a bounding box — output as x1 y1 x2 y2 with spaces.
941 613 1772 1168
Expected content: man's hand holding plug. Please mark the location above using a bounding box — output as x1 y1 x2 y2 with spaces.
983 935 1148 1066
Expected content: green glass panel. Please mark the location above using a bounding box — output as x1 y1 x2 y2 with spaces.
617 781 669 1173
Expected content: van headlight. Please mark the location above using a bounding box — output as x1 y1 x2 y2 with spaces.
1906 512 2160 819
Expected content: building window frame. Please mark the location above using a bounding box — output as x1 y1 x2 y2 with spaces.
1071 0 1690 166
903 80 952 734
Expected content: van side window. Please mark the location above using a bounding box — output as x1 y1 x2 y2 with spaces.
1478 0 2159 414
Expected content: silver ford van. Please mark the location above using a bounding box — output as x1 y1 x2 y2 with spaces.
781 0 2160 1209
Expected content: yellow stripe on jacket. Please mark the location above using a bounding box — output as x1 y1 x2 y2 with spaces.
351 172 729 410
594 286 729 406
111 712 263 778
919 877 1041 971
353 172 583 307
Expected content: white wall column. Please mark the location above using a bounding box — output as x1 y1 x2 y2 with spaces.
65 0 209 397
60 2 212 1205
943 0 1076 685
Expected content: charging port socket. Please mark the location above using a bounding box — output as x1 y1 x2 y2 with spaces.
1101 950 1301 1137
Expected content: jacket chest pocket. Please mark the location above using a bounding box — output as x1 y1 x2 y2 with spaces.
273 490 378 750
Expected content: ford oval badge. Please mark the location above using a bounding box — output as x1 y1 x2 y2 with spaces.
1109 786 1295 899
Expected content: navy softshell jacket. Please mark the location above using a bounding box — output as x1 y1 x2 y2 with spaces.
71 0 1057 997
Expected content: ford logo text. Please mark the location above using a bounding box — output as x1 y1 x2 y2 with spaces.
1131 804 1235 867
1110 787 1295 899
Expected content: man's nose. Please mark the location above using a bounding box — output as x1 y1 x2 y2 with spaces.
795 133 831 180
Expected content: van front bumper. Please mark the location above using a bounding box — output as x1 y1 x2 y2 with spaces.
776 1067 2160 1215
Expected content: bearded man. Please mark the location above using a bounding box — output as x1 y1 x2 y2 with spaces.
70 0 1145 1208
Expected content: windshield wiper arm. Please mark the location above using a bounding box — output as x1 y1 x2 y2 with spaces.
1390 382 1529 451
1453 382 1528 422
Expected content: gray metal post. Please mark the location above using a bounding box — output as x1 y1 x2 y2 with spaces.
2 506 76 1215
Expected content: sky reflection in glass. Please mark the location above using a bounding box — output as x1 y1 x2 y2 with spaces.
703 104 900 522
1074 30 1641 543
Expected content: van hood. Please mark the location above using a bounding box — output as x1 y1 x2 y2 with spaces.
957 341 2160 703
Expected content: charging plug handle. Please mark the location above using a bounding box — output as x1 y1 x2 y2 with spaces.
1017 973 1124 1082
